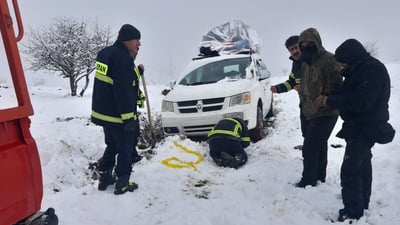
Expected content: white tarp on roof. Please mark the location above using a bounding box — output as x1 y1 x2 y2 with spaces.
199 20 262 56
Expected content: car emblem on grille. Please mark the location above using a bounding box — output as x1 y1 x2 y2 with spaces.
196 103 203 111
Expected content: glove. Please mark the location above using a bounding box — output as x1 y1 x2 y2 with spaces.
123 120 137 131
314 95 327 109
137 99 145 108
137 89 146 108
138 64 144 75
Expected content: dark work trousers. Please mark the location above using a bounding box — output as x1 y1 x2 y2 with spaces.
300 107 308 137
341 137 374 218
99 126 135 178
301 115 338 185
209 138 248 169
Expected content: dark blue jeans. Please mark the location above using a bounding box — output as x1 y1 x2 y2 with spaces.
99 126 136 177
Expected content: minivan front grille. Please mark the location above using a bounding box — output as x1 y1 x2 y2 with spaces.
183 124 216 134
177 100 197 107
177 97 225 113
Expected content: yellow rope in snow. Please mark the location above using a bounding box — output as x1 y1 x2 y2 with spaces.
161 141 204 171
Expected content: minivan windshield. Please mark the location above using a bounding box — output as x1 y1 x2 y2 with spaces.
179 57 251 86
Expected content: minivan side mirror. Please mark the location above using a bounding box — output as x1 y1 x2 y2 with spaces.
169 80 176 90
161 80 177 96
259 70 271 81
161 89 170 96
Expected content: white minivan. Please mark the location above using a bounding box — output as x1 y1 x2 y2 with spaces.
161 52 273 142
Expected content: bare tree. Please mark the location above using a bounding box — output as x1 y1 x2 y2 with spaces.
23 18 113 96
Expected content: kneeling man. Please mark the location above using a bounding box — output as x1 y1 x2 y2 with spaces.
208 117 251 169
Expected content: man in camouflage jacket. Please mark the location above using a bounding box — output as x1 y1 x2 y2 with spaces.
295 28 343 188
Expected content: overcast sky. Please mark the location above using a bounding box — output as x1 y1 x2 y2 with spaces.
16 0 400 83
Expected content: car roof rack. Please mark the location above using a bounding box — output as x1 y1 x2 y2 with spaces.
192 51 251 61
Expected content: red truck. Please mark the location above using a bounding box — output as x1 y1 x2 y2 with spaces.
0 0 58 224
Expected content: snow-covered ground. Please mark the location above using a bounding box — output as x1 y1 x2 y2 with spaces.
1 63 399 224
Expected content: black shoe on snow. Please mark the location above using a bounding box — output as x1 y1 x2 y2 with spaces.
24 207 59 225
98 168 115 191
114 174 138 195
294 179 316 188
114 182 138 195
337 208 360 223
220 152 234 160
43 208 59 225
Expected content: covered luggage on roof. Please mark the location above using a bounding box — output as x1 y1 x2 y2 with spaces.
199 20 262 56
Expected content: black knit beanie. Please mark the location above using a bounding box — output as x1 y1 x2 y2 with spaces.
117 24 141 41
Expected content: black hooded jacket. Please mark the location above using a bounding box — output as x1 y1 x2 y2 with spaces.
326 39 392 141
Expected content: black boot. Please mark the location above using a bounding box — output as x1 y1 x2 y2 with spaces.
132 154 143 164
25 208 59 225
41 208 59 225
294 179 316 188
98 168 115 191
114 174 138 195
337 208 361 222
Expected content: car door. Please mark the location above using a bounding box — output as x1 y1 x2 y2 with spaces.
254 58 272 117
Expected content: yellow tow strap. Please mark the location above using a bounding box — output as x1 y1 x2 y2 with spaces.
161 141 205 171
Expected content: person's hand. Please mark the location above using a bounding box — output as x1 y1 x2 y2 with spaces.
270 85 277 93
315 95 327 109
294 84 301 92
138 64 144 75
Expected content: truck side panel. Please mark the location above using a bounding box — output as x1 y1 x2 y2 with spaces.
0 118 43 225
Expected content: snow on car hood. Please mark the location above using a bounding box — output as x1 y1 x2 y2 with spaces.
164 78 253 101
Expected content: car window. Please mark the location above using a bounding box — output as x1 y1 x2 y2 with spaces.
179 57 251 85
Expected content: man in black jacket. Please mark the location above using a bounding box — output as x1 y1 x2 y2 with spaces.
317 39 394 221
208 118 251 169
91 24 143 195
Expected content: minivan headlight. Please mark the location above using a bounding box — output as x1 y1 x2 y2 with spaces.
162 100 174 112
230 92 251 106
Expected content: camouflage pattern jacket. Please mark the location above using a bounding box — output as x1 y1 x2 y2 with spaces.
298 28 343 119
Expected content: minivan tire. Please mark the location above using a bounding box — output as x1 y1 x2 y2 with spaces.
249 105 265 142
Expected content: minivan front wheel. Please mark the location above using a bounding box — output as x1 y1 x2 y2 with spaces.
249 105 265 142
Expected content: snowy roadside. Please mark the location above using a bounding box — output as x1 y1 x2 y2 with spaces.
11 69 398 225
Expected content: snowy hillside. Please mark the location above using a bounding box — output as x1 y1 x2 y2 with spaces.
1 63 399 225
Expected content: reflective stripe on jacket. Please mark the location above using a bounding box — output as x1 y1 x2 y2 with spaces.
208 118 251 147
275 59 302 93
133 66 146 108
